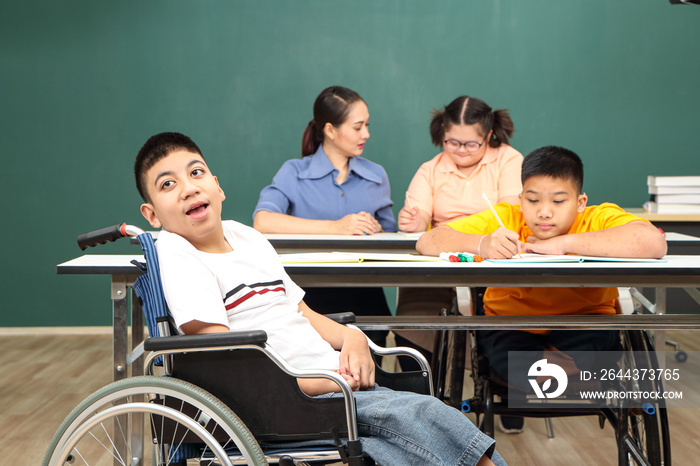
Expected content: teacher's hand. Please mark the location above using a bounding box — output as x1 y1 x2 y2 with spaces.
333 212 381 235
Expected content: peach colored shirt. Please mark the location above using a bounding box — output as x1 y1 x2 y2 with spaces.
405 144 523 228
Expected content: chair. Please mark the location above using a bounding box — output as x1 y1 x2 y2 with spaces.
440 287 672 466
43 224 433 466
626 287 689 363
393 286 470 403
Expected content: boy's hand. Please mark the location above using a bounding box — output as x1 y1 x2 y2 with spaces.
339 328 375 389
298 302 375 390
481 227 523 259
334 212 381 235
523 222 667 259
337 370 361 391
522 235 568 255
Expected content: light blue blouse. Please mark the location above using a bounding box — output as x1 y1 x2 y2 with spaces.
254 146 397 232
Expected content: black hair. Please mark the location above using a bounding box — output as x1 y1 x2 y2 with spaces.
134 132 203 202
521 145 584 193
301 86 364 157
429 96 514 148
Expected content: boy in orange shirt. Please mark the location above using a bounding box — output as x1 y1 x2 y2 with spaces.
416 145 667 432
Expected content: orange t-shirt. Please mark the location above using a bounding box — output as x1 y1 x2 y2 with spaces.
406 145 523 228
447 202 651 331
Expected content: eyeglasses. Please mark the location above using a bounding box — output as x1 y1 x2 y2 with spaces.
443 135 487 153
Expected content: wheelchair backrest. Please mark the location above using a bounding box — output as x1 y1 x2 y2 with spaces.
132 232 176 339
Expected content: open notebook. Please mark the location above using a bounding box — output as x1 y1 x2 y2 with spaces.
279 252 441 264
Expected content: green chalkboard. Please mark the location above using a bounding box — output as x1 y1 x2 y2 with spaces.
1 0 698 326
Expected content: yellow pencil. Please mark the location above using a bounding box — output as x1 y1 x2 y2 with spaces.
405 191 414 209
481 193 522 258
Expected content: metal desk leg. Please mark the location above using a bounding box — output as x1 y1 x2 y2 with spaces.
110 277 146 465
110 275 129 466
111 275 129 382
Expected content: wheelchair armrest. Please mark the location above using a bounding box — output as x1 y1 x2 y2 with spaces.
346 324 434 396
144 330 268 352
325 312 357 324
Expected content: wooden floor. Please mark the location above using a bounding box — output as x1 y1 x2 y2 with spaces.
3 328 699 465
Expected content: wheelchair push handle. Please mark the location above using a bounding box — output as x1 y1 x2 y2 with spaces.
77 223 145 250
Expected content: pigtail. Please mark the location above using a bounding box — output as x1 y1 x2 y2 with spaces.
429 108 447 147
428 95 514 149
489 109 514 148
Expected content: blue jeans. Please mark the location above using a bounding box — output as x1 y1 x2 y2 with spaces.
324 386 506 466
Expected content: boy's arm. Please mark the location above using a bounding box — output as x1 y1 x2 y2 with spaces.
179 311 368 397
298 300 375 389
416 225 522 259
180 320 229 334
417 225 481 256
524 221 668 258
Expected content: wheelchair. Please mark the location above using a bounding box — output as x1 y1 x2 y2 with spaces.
43 224 433 466
437 287 671 466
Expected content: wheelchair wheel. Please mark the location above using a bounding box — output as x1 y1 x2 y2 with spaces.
43 375 267 466
616 330 671 466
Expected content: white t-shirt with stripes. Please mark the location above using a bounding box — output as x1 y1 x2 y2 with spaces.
156 220 340 371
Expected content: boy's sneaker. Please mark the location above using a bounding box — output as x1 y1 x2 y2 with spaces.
498 415 524 434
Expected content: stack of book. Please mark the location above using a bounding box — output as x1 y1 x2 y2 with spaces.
646 176 700 213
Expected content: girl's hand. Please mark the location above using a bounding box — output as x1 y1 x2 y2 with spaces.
398 206 421 232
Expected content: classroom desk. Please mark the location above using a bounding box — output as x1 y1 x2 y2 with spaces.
659 231 700 255
138 231 697 254
264 231 700 316
59 253 700 288
265 232 422 254
265 231 697 254
281 256 700 289
643 232 700 315
57 254 700 383
133 231 422 253
627 208 700 238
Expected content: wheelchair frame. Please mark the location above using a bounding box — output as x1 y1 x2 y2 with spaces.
435 287 671 466
44 224 433 466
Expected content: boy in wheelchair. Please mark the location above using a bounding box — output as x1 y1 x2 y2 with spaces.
135 132 506 466
416 145 667 434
